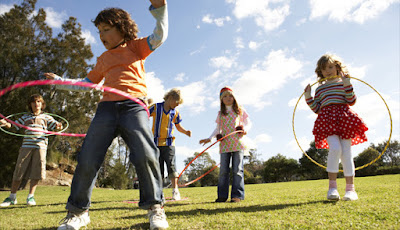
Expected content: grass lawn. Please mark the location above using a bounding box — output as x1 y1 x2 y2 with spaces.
0 174 399 229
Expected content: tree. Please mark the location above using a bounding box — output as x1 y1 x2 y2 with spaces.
244 148 264 184
298 141 328 180
183 152 217 187
0 0 99 188
263 154 299 183
354 147 383 177
369 140 400 167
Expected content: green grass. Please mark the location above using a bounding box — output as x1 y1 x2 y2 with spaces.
0 174 399 229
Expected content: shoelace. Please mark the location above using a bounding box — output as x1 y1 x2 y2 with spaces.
148 208 166 221
58 213 81 225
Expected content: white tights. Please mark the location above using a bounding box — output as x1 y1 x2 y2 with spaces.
326 135 355 177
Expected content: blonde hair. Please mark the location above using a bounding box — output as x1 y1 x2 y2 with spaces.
220 90 241 116
163 88 183 104
315 53 349 81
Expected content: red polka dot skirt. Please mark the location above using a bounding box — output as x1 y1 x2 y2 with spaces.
313 104 368 149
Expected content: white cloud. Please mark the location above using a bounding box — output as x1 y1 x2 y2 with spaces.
248 41 259 50
176 145 198 158
296 18 307 26
255 133 272 143
232 49 303 109
180 81 208 114
347 64 367 79
146 72 166 102
235 37 245 49
44 7 67 28
309 0 399 24
202 14 231 27
0 4 13 15
174 73 186 82
353 92 399 127
288 135 312 152
288 97 309 111
227 0 291 32
81 29 96 45
209 55 237 69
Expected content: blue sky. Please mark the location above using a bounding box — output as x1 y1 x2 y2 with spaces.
1 0 399 173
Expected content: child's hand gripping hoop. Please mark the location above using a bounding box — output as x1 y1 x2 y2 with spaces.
0 80 149 137
177 130 244 187
292 76 393 171
0 112 69 137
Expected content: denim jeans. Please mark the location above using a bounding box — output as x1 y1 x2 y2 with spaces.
218 151 245 200
66 100 163 213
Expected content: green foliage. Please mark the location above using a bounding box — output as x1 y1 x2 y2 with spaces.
263 154 300 183
199 165 219 187
244 148 264 184
183 152 217 187
108 162 129 190
0 0 100 188
355 147 383 177
376 165 400 175
370 139 400 166
299 141 328 180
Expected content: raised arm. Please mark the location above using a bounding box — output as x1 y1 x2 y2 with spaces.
147 0 168 50
43 73 94 92
340 72 357 106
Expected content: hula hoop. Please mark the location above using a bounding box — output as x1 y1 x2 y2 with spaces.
292 76 392 171
0 112 69 137
177 130 243 187
0 80 149 137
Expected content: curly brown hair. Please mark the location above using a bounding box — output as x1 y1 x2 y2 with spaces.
93 8 139 41
315 53 349 81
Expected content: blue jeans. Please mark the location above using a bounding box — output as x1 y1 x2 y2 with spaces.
218 151 245 200
66 100 163 213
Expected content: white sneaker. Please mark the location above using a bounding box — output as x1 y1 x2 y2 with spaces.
27 196 36 206
343 191 358 201
58 211 90 230
327 188 340 201
148 204 169 230
0 197 17 207
172 189 181 200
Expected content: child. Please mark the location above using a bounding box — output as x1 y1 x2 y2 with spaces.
304 54 368 201
44 1 169 229
149 88 191 200
199 87 250 203
0 94 62 207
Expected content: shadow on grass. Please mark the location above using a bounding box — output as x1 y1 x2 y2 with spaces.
166 200 333 217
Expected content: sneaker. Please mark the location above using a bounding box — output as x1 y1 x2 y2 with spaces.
327 188 340 201
343 191 358 201
215 198 227 203
0 197 17 207
172 189 181 200
58 211 90 230
148 204 169 230
27 197 36 206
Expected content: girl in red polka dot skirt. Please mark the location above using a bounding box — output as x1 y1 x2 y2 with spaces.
304 54 368 201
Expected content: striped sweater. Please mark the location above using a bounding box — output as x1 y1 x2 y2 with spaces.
306 81 356 114
14 113 58 149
